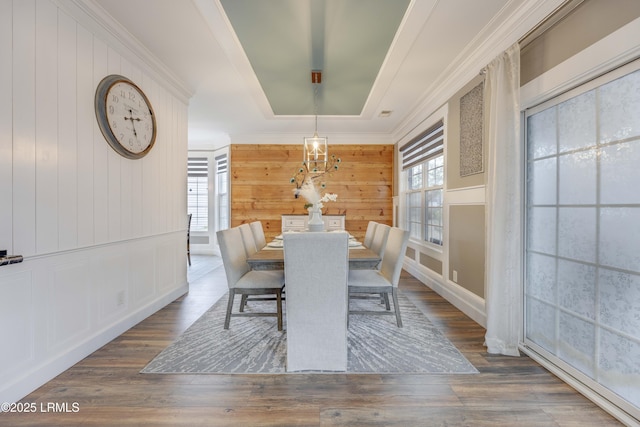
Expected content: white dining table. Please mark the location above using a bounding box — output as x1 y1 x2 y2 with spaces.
246 232 380 270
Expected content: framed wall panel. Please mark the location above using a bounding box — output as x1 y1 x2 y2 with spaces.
459 82 484 177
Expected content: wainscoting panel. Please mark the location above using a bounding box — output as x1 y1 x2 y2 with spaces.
98 252 129 324
420 252 443 275
403 259 487 328
51 261 91 352
129 247 157 307
0 271 34 379
157 241 178 293
0 233 188 404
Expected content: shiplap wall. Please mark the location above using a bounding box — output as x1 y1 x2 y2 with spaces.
0 1 187 254
0 0 188 403
231 144 394 242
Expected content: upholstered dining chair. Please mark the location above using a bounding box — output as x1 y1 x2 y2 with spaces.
217 227 285 331
249 221 267 250
368 223 390 272
238 223 258 257
283 232 349 371
238 222 268 311
348 226 410 327
363 221 378 249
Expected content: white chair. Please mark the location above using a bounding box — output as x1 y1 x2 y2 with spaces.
363 221 378 249
369 223 390 259
249 221 267 250
217 227 285 331
283 232 349 371
238 223 258 257
348 227 410 327
364 222 388 304
240 222 271 310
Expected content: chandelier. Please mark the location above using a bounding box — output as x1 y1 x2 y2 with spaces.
303 70 328 173
291 70 341 195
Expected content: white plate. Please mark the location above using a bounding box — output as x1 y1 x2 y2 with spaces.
274 235 283 240
348 241 362 247
267 240 284 248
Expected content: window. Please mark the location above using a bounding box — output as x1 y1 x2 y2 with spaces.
400 120 445 246
215 154 229 231
187 150 230 250
406 164 422 239
188 157 208 231
425 156 444 245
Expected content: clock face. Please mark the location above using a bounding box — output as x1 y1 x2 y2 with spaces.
95 75 156 159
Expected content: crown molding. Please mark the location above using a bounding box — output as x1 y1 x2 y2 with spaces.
192 0 275 119
227 133 394 146
54 0 193 103
392 0 566 143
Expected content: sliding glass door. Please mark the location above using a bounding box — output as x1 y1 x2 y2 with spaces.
524 60 640 417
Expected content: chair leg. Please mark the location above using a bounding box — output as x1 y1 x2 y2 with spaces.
276 290 283 331
239 294 248 312
382 293 390 310
391 288 402 328
224 290 235 329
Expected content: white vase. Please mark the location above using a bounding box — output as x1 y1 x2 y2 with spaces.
307 206 324 232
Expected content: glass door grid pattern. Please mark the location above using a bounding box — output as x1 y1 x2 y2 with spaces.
525 65 640 414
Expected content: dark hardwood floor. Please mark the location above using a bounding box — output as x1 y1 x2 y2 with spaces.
2 255 622 426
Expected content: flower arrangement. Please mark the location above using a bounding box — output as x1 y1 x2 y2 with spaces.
296 178 337 212
290 153 341 214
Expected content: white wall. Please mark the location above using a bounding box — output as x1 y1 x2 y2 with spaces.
0 0 189 403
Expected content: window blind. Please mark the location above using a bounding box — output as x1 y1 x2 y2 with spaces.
215 154 227 174
399 119 444 170
188 157 209 231
215 154 229 230
188 157 208 177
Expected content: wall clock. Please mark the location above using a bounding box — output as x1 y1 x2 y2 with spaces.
94 74 157 159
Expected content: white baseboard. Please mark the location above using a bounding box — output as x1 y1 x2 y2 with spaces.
191 248 220 256
2 283 188 404
403 259 486 328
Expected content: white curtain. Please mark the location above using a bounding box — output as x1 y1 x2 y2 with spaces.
484 43 521 356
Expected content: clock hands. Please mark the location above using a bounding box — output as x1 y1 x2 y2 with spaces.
124 108 141 138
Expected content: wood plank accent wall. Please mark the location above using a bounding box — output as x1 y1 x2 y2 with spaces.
231 144 394 242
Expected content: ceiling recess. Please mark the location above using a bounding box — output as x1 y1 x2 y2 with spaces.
219 0 411 116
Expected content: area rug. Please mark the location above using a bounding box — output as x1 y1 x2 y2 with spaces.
141 292 478 374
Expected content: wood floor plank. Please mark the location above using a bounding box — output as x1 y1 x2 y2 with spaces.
319 406 558 427
0 255 624 426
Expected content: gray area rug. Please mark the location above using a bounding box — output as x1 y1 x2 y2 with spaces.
141 292 478 374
